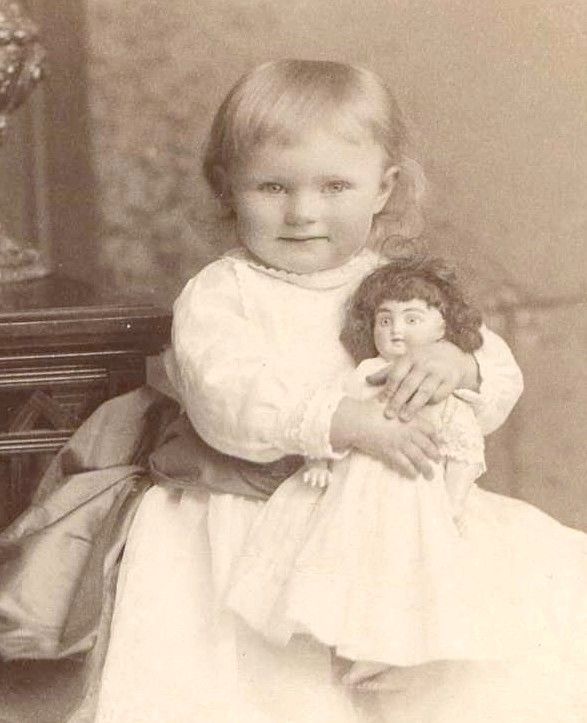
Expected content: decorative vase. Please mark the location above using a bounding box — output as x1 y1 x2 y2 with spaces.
0 0 48 282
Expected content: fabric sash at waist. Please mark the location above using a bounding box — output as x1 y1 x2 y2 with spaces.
149 413 304 501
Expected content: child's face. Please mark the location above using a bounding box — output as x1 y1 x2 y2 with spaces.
227 129 396 274
373 298 445 359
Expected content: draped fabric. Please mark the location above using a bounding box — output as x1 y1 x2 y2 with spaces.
0 386 300 663
0 387 176 660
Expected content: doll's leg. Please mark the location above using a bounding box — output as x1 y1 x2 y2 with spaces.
302 458 333 488
341 657 417 701
347 666 428 723
345 662 423 692
364 662 458 723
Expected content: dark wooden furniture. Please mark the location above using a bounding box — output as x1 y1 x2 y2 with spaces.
0 275 171 526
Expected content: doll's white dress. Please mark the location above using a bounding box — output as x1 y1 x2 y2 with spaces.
87 249 587 723
225 356 492 667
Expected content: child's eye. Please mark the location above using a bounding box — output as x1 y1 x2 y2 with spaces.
258 182 286 194
377 316 391 327
322 180 350 194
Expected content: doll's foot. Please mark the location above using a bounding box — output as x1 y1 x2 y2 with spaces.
343 661 391 686
302 461 332 488
343 662 414 691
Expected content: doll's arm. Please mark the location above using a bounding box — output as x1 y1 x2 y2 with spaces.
444 459 478 527
302 458 332 488
440 395 486 525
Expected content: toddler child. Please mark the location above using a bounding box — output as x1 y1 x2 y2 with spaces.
77 59 586 722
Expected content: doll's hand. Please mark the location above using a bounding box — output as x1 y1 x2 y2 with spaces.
302 459 332 488
366 341 479 422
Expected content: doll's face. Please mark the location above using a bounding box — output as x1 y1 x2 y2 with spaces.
227 128 397 274
373 298 446 359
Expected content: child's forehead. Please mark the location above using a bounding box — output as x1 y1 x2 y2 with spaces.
234 113 377 160
251 128 371 156
268 112 369 144
230 125 386 178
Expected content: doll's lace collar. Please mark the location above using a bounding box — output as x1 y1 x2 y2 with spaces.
223 247 380 290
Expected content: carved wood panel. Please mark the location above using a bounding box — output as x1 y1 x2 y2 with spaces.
0 355 150 526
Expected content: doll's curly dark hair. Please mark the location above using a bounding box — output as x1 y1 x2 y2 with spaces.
340 254 483 363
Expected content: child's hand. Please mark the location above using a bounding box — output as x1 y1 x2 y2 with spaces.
302 459 332 488
366 341 479 422
331 397 441 480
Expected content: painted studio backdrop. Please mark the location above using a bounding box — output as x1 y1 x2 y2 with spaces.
3 0 586 527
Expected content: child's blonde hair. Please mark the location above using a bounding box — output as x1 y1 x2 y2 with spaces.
203 59 425 242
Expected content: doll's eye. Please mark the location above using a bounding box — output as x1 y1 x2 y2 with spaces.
322 180 350 194
405 314 422 325
259 182 286 194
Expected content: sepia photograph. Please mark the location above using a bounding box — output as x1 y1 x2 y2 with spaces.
0 1 586 721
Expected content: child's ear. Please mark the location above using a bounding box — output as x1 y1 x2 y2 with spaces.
373 165 400 214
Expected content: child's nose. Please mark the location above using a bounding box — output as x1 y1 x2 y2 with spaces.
284 192 319 226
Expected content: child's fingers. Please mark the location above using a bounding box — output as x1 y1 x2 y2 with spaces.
379 357 414 401
398 374 442 421
411 429 441 463
409 415 436 436
429 380 454 405
409 416 442 448
399 376 458 420
387 452 418 479
383 365 426 418
403 442 434 480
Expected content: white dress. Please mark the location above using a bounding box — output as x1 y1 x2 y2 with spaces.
88 248 587 723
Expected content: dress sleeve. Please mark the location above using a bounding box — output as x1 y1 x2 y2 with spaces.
164 262 346 463
454 324 524 436
439 396 486 477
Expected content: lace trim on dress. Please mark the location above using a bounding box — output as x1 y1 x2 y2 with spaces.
279 380 345 460
438 396 486 471
298 382 347 460
223 247 381 290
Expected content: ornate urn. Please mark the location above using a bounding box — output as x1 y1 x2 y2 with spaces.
0 0 48 282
